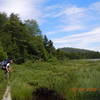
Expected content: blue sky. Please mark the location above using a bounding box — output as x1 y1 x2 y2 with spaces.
0 0 100 51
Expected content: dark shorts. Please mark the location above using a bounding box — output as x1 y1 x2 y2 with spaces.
2 66 6 70
2 67 8 74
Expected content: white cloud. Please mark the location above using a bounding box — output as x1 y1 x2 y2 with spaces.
44 4 63 11
53 27 100 51
54 27 100 43
43 2 100 51
45 2 100 35
58 25 84 32
89 2 100 12
44 5 87 35
0 0 45 22
44 5 86 23
46 25 84 35
54 5 85 17
64 6 85 15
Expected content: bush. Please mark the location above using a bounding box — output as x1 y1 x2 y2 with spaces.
0 43 7 61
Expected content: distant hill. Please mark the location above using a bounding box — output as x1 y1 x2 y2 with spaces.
56 47 100 60
59 47 98 53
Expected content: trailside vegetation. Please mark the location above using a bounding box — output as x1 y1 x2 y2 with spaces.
7 60 100 100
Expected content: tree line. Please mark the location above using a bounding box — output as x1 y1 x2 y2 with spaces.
0 12 100 64
56 48 100 60
0 12 56 63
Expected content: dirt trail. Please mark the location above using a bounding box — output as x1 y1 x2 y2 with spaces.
2 85 12 100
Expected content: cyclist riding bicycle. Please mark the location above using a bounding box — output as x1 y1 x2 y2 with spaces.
0 58 13 75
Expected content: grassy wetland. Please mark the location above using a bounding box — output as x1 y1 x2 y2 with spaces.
1 60 100 100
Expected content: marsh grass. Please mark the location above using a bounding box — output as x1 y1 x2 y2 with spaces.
0 60 100 100
0 70 7 99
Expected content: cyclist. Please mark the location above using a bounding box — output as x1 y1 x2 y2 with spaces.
0 58 13 75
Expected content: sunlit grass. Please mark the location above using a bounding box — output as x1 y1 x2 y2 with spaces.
0 60 100 100
0 70 7 99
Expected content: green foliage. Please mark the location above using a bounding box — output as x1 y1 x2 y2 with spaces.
56 49 68 60
58 47 100 60
0 12 8 29
0 12 56 63
25 19 41 35
43 35 56 58
0 70 7 100
0 42 7 61
0 60 98 100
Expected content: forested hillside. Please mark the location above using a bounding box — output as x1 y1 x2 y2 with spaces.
0 12 56 64
60 47 96 52
56 47 100 59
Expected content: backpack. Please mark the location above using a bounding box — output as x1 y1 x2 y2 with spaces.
1 59 9 66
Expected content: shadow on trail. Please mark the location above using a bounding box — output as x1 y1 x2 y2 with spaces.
32 87 66 100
